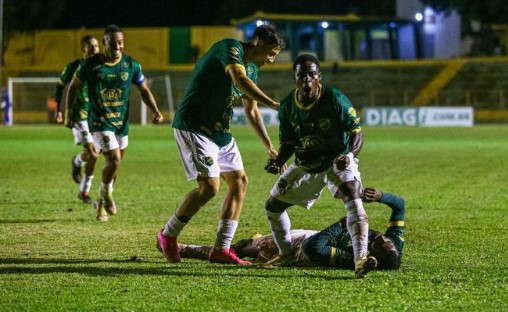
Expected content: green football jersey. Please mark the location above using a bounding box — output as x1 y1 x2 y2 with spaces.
75 53 145 136
278 85 362 173
304 192 405 269
172 39 258 147
58 59 90 122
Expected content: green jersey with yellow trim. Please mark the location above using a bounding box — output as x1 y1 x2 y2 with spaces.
58 59 90 122
278 85 361 173
303 192 405 269
75 53 145 136
172 39 258 147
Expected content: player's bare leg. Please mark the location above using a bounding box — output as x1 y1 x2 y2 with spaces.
209 170 250 265
78 147 98 204
94 148 121 221
158 177 219 263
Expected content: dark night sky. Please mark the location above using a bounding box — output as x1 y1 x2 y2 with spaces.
50 0 388 29
55 1 223 28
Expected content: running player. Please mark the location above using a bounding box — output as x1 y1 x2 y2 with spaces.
262 54 373 278
156 24 285 265
64 25 164 221
55 34 99 204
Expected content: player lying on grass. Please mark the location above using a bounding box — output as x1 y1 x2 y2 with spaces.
175 188 405 271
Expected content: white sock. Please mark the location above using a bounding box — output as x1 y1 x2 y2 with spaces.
345 199 369 261
100 181 114 198
163 213 187 238
80 175 94 193
266 210 293 256
213 219 238 250
74 155 85 167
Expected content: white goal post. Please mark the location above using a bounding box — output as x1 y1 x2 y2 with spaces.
141 74 175 125
7 77 60 126
7 74 175 126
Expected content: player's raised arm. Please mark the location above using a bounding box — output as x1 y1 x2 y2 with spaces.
228 66 279 110
242 98 277 158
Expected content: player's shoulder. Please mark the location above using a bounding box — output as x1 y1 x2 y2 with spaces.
322 85 345 97
121 53 139 64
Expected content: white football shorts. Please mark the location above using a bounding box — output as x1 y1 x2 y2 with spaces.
72 120 94 145
92 131 129 152
269 158 362 209
174 129 244 181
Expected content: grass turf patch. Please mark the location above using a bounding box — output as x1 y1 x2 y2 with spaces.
0 124 507 311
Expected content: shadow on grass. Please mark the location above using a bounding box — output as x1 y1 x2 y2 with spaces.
0 257 353 280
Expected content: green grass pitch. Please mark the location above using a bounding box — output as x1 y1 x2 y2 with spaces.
0 124 507 311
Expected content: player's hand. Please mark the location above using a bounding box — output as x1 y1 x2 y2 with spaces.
264 158 282 175
362 187 382 203
267 145 278 159
334 154 351 171
268 101 280 111
55 112 63 123
153 111 164 124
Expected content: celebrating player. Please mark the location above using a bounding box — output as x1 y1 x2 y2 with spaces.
262 54 373 278
156 24 285 265
55 35 99 204
64 25 164 222
175 188 405 272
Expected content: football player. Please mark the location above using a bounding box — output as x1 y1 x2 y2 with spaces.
156 24 285 265
262 54 371 278
176 188 405 272
54 35 99 204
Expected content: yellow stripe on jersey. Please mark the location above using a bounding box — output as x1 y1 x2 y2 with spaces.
330 247 337 265
389 220 405 227
224 63 245 75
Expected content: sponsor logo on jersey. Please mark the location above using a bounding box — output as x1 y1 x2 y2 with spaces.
204 156 214 166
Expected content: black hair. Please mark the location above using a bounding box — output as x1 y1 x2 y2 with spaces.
252 24 286 49
104 24 123 36
80 34 96 48
369 230 401 270
293 54 320 74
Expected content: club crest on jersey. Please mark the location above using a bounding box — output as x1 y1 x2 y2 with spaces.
246 66 254 76
204 156 214 166
121 72 129 81
319 118 330 130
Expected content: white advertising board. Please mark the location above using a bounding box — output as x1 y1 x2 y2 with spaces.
363 106 474 127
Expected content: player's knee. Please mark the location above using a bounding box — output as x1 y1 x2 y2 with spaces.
265 196 290 213
338 180 362 201
236 174 248 194
198 181 220 199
